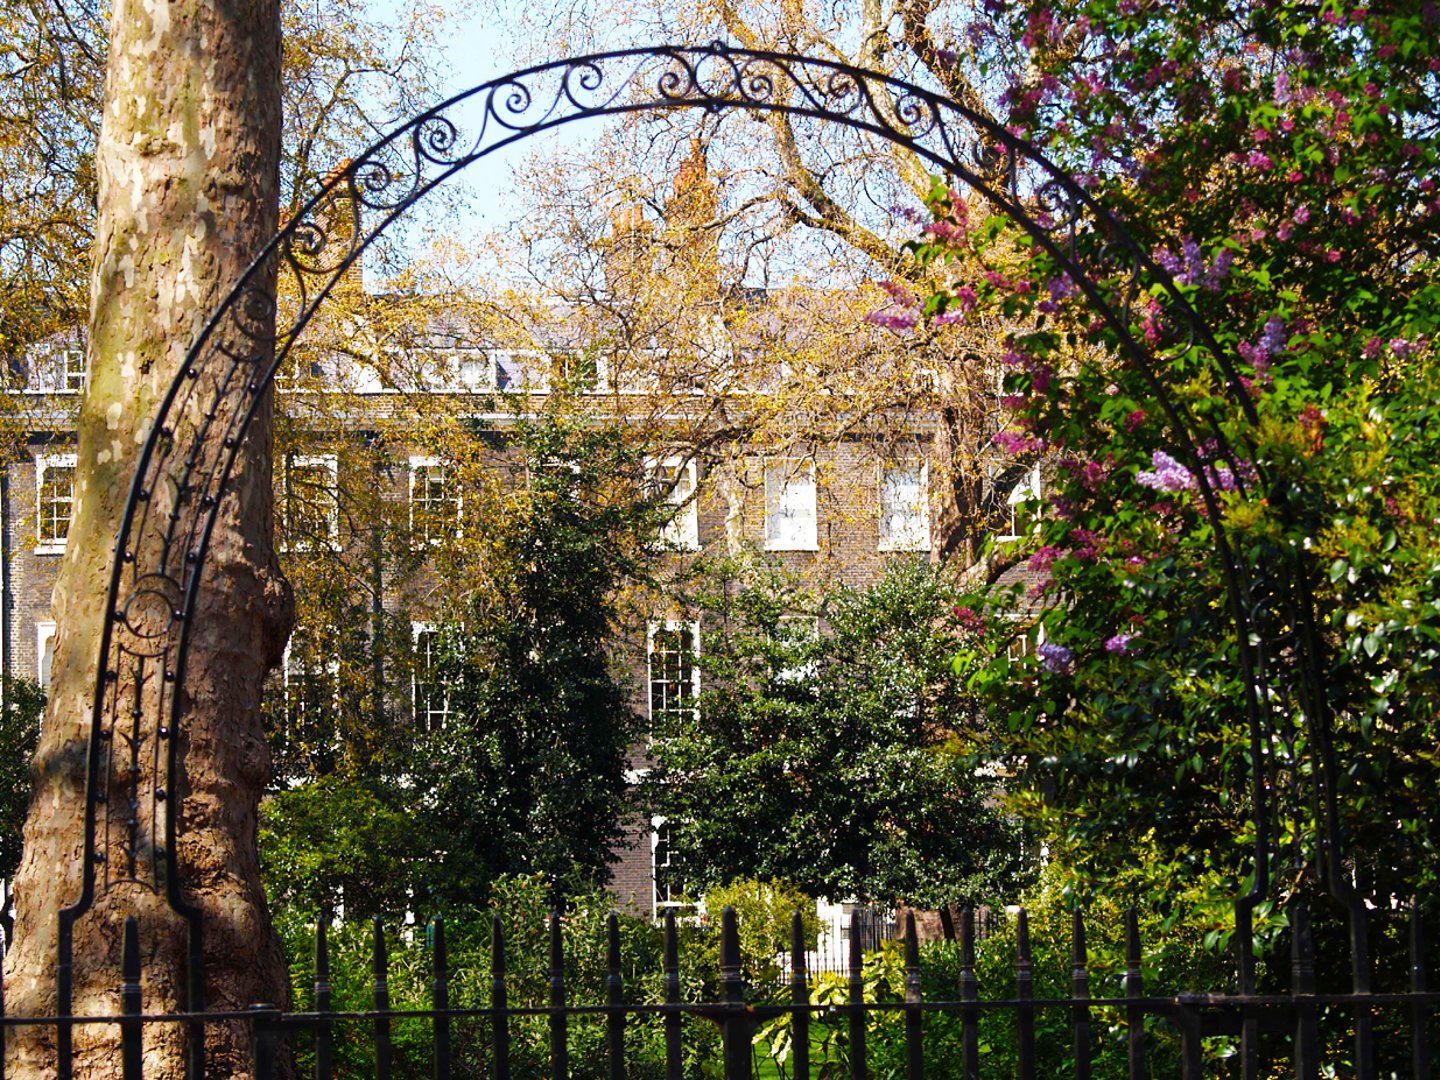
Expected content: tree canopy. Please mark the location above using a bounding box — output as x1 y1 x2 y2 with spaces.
644 556 1033 907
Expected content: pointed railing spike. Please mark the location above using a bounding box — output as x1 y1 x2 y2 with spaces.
664 909 682 1080
849 908 866 1080
791 910 810 1080
373 918 392 1080
606 912 625 1080
492 913 511 1080
432 918 450 1080
315 912 333 1080
904 911 923 1080
1016 907 1035 1080
1126 908 1145 1080
550 911 570 1080
1072 907 1091 1080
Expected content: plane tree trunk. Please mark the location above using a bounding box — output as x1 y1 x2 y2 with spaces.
4 0 292 1074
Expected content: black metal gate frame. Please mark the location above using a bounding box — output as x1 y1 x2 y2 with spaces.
64 40 1348 1077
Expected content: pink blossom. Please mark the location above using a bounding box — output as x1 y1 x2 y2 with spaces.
1294 204 1310 224
953 606 986 634
1124 409 1146 432
1029 546 1065 571
879 280 919 308
866 310 918 331
993 431 1043 454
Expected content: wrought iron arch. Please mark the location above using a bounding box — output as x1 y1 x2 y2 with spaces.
70 39 1337 1048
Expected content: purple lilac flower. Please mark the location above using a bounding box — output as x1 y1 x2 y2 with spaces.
1180 236 1203 284
1260 316 1288 355
1204 248 1234 291
1105 633 1135 655
1135 450 1195 492
1274 70 1291 105
1237 341 1271 374
1037 642 1073 674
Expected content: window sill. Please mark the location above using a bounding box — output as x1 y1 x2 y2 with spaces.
878 542 929 553
34 543 67 556
764 543 819 552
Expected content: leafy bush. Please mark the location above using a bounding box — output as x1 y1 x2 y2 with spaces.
699 878 819 989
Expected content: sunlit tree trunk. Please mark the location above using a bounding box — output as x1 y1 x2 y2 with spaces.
4 0 292 1074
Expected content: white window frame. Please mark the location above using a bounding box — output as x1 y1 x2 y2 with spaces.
647 620 700 724
281 453 339 551
547 349 609 394
763 459 818 552
997 466 1043 543
410 621 451 731
647 456 699 552
58 348 87 393
36 620 57 695
408 456 461 545
651 815 691 915
35 452 78 554
878 462 930 552
278 631 341 748
25 343 86 394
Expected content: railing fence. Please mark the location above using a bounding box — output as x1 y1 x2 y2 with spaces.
3 901 1437 1078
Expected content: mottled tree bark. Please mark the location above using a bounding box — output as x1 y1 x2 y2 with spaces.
4 0 292 1075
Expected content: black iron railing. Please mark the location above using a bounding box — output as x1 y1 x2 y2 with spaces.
5 903 1437 1079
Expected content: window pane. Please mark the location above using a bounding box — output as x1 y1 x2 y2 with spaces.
284 457 338 547
649 458 699 550
411 463 458 545
879 464 928 551
413 628 450 730
649 625 697 721
764 461 817 550
39 463 75 544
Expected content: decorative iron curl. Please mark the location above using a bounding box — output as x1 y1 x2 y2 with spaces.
69 43 1331 1033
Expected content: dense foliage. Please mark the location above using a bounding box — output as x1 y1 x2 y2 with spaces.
261 418 663 916
901 0 1440 905
643 557 1034 908
0 677 44 884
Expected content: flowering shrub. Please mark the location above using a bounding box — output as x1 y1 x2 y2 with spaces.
921 0 1440 906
